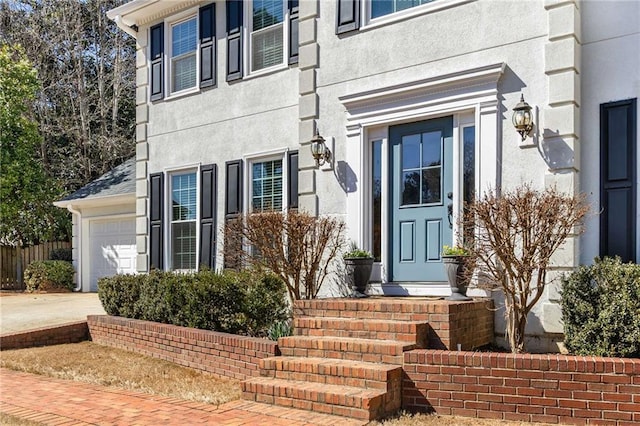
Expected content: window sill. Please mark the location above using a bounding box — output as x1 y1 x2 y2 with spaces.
243 62 293 81
362 0 476 32
162 87 200 102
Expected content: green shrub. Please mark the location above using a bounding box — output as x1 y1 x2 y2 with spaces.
24 260 75 292
561 257 640 358
267 319 293 341
98 274 143 318
97 269 289 337
49 248 72 262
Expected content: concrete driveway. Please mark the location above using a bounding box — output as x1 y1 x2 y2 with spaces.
0 292 106 334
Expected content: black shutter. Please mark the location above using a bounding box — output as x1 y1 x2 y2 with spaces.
224 160 243 269
226 0 243 81
149 172 164 270
288 0 299 64
199 164 217 269
225 160 243 217
150 23 164 101
288 151 298 209
336 0 360 34
200 4 216 88
600 98 637 262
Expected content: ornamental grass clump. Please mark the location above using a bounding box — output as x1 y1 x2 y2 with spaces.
464 185 589 353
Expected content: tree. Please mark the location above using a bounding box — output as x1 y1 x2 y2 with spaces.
226 211 346 301
464 185 589 353
0 0 136 193
0 45 68 248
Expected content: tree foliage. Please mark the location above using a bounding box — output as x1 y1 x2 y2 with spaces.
464 185 589 353
0 0 136 193
0 45 68 245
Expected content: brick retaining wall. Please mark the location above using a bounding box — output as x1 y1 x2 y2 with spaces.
87 315 279 380
0 321 88 351
404 350 640 425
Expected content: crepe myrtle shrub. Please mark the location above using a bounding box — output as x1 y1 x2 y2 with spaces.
561 257 640 358
225 210 346 300
24 260 74 292
463 185 589 353
98 269 288 337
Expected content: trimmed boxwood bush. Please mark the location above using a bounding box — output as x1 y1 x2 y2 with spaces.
561 257 640 358
97 269 289 337
24 260 75 292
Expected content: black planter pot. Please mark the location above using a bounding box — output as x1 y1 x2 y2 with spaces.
443 255 471 301
344 257 374 298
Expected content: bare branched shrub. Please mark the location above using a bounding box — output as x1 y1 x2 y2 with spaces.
464 185 589 353
224 210 346 300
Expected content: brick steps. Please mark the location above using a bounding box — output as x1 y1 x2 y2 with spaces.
294 317 428 346
242 377 386 421
260 356 403 390
241 298 449 422
278 336 412 364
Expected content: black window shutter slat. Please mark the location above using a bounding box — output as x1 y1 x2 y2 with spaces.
226 0 243 81
336 0 360 34
288 0 299 64
149 172 164 270
288 151 299 209
199 164 217 269
600 98 637 262
200 4 216 88
150 23 164 101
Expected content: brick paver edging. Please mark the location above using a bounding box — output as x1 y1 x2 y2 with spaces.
0 368 364 425
0 321 88 351
404 349 640 425
87 315 279 380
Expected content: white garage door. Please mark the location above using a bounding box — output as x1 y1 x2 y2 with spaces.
89 218 137 291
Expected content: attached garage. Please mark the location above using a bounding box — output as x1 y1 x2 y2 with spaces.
88 218 137 291
54 158 137 292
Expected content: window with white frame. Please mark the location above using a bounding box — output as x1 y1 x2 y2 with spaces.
369 0 436 19
250 0 286 72
170 16 198 93
170 172 197 269
251 159 283 212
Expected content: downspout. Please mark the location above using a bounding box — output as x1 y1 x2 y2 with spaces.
66 205 82 292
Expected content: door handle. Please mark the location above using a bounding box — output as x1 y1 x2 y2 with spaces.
447 203 453 229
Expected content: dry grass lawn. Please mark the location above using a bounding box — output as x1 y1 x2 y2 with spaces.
0 341 240 405
0 342 555 426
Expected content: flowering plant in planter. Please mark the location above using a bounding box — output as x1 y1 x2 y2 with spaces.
442 245 469 257
442 245 471 301
343 243 374 297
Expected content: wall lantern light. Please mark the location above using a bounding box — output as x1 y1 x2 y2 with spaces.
512 94 534 141
310 131 331 167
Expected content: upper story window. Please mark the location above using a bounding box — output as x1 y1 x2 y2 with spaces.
251 0 285 72
370 0 435 19
170 17 198 93
337 0 469 34
149 4 216 101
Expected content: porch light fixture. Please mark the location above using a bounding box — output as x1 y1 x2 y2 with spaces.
512 94 534 141
310 131 331 167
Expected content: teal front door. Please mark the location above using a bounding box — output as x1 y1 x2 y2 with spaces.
389 117 453 282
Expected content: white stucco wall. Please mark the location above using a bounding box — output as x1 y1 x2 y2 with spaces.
579 0 640 265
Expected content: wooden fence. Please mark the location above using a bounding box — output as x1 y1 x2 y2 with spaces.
0 241 71 290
